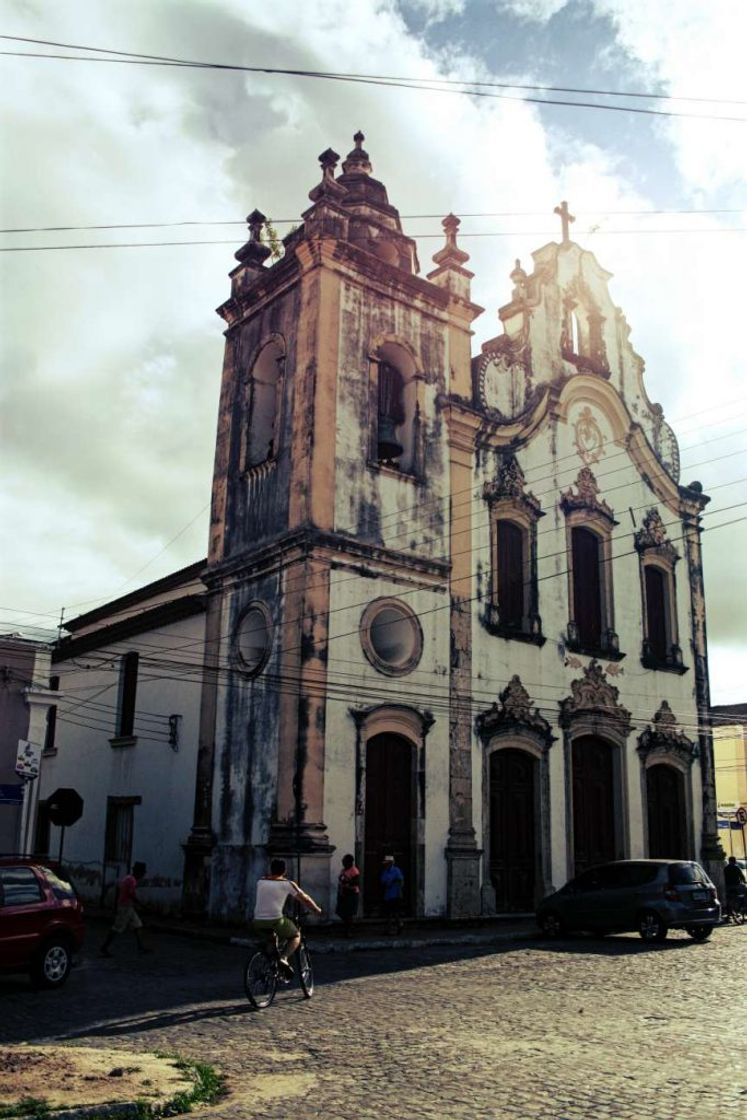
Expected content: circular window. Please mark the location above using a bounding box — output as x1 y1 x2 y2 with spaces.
361 599 423 676
235 603 273 675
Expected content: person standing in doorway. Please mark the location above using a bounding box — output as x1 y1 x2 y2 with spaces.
381 854 404 935
336 853 361 939
101 861 150 957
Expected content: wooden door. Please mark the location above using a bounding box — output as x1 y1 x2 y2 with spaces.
489 748 536 911
572 736 616 874
647 764 686 858
363 734 414 915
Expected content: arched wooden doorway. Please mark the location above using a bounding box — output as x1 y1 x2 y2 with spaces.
488 748 537 911
363 733 414 916
647 764 687 858
572 736 616 874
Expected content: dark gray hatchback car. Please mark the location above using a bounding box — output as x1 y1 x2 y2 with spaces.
536 860 720 942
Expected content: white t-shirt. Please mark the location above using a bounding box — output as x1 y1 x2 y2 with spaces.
254 877 300 920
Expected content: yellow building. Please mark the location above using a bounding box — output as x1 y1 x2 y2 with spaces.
712 704 747 861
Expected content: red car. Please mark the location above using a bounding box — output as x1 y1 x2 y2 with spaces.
0 856 85 988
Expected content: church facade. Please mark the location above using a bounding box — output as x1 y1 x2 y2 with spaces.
182 134 721 919
41 135 722 920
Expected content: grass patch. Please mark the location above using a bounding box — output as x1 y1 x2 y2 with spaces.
135 1056 226 1117
0 1057 224 1119
0 1098 51 1119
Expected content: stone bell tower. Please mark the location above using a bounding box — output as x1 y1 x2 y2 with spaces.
183 134 483 920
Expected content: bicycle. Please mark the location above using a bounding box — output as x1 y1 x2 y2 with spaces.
724 888 746 926
244 924 314 1009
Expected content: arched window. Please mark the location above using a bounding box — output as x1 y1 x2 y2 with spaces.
571 526 603 650
561 467 620 658
246 340 283 469
482 455 544 643
370 342 421 476
635 509 684 672
497 520 526 630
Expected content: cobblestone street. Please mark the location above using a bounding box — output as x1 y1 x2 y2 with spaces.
2 922 745 1119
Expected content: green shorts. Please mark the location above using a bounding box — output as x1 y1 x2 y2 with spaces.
252 917 298 940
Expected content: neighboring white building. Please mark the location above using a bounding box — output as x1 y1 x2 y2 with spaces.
41 137 723 919
36 563 206 912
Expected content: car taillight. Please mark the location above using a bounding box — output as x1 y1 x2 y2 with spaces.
664 887 680 901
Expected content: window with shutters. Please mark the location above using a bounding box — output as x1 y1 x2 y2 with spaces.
43 674 60 754
561 467 622 660
482 454 544 644
635 509 685 673
111 651 139 746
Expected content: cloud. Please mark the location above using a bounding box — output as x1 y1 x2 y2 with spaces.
496 0 570 20
1 0 744 699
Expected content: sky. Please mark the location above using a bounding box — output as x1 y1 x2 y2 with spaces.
1 0 746 702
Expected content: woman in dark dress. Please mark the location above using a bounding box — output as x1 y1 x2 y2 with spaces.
336 853 361 938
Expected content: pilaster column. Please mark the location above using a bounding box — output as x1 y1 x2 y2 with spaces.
444 407 482 916
682 491 725 892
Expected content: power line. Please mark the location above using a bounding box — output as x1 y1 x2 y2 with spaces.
2 39 746 123
4 34 744 106
3 227 746 253
3 209 746 236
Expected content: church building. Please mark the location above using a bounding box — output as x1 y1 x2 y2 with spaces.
40 134 723 920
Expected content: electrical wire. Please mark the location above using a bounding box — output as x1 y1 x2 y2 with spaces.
2 37 746 123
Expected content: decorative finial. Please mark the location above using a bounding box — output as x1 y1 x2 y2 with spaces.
308 148 347 204
429 213 470 271
341 131 372 176
554 200 575 244
246 209 266 243
510 257 527 300
234 208 271 266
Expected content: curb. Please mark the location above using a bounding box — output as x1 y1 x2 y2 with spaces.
231 927 536 953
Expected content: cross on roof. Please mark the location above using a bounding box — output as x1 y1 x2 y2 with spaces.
553 200 575 243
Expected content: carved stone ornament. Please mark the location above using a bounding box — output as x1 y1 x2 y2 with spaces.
478 351 530 418
559 660 631 731
637 700 697 766
476 675 554 744
573 406 605 466
560 466 615 523
651 406 681 483
635 508 679 564
483 454 542 517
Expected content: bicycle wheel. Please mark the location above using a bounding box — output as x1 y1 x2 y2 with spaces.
297 941 314 999
244 951 277 1009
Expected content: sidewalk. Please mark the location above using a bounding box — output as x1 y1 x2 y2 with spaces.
89 908 539 953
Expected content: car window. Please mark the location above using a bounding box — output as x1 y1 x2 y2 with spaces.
625 864 660 887
669 862 707 886
0 866 43 906
570 868 604 892
597 865 630 889
44 868 77 900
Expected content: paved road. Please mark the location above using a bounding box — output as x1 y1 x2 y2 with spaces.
2 921 745 1119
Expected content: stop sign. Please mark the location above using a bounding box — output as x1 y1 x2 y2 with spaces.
47 787 84 827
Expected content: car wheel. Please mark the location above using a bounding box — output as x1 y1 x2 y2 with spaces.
31 938 73 988
638 910 668 943
686 925 712 941
538 911 565 938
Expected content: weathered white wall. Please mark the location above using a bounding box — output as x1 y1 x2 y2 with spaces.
38 612 205 913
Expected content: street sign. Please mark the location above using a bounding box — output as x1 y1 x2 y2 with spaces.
15 739 42 781
736 807 747 826
47 788 84 827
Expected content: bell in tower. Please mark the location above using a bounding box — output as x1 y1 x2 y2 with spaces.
377 361 405 463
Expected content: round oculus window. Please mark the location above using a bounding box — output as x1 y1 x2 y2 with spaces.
361 599 422 675
236 603 272 675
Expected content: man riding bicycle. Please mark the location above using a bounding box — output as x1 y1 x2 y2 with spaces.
252 858 322 978
724 855 746 920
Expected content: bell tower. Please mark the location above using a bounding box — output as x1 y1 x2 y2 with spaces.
183 135 483 919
